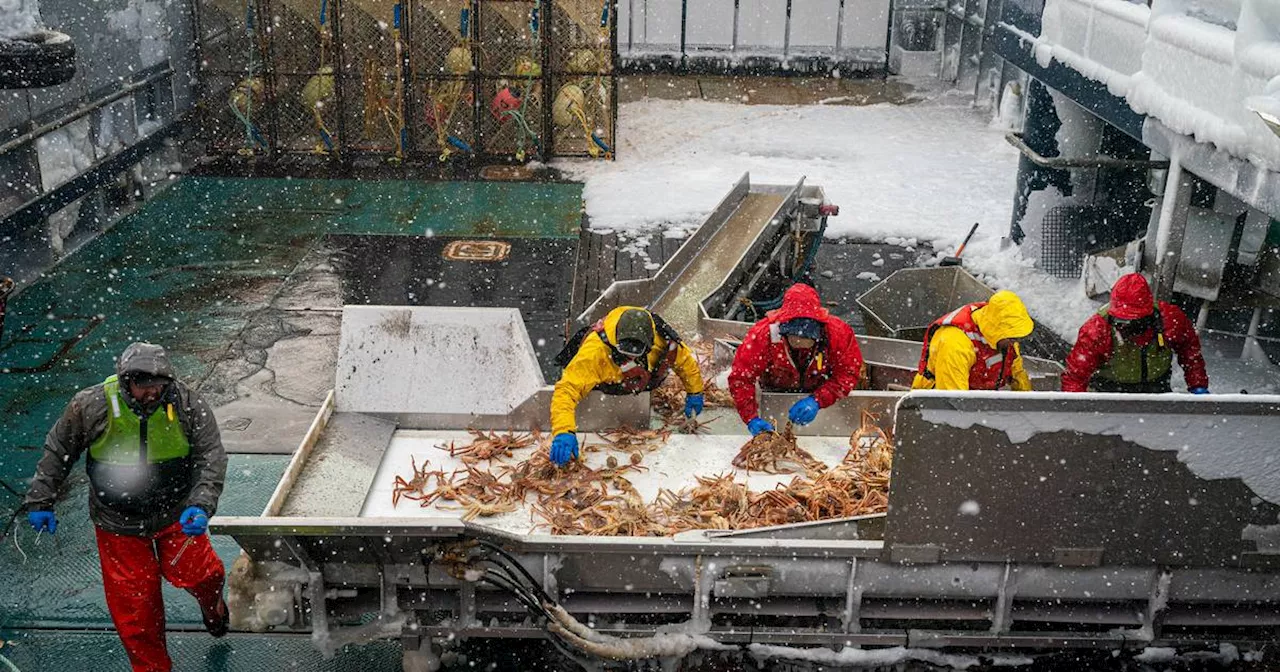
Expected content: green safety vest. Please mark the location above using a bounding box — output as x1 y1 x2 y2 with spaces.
1094 307 1172 387
86 375 191 513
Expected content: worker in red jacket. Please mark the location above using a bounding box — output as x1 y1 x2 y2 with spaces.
729 283 864 434
1061 273 1209 394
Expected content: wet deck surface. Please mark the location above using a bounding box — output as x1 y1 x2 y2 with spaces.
0 177 584 651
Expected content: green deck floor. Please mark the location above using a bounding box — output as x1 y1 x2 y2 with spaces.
0 176 583 668
0 630 404 671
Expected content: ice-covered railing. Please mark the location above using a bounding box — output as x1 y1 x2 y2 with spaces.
1027 0 1280 169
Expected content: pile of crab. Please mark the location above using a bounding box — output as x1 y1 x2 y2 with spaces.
390 413 893 537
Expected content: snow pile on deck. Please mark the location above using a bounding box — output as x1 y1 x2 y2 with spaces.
562 95 1020 249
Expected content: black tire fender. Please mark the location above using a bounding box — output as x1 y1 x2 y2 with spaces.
0 29 77 89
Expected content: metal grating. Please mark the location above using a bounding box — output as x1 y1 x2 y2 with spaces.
197 0 616 163
1040 205 1094 279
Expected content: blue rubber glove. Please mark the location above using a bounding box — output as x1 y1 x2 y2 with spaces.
550 433 579 466
180 506 209 536
1189 387 1209 395
684 393 704 418
747 417 775 436
788 396 820 425
28 510 56 534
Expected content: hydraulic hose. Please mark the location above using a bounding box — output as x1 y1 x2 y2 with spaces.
0 652 22 672
746 214 828 317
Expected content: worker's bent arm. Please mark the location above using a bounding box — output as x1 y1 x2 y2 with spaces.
1164 304 1209 390
24 389 99 511
182 388 227 517
673 342 705 396
927 328 977 391
1061 316 1108 392
1009 345 1032 391
812 327 864 407
727 327 770 423
551 351 609 436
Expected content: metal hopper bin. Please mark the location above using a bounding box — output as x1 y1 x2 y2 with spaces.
856 266 993 341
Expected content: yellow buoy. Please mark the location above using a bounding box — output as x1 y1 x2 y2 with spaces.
552 84 585 126
446 46 472 75
514 55 541 78
565 49 596 74
301 66 335 111
229 77 264 115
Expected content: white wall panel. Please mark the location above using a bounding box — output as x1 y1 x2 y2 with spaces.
842 0 891 50
687 0 736 48
737 0 787 49
637 0 684 48
791 0 840 49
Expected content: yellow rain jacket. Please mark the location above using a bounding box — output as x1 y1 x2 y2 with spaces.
551 307 704 435
912 290 1034 391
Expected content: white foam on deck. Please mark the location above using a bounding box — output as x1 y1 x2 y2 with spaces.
360 430 856 535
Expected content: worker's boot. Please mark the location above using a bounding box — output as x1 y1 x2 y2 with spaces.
202 597 230 638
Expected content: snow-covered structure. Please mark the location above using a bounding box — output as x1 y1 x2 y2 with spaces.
992 0 1280 343
0 0 193 276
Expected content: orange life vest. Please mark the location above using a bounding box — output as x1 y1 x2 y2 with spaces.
916 302 1015 390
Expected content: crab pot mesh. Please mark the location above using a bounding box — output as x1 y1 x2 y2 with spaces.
268 74 332 154
414 75 477 160
548 0 611 74
197 0 614 162
549 75 612 157
202 74 273 154
246 0 332 155
340 2 404 153
477 0 538 77
408 0 477 160
198 0 260 72
548 0 613 158
408 0 474 76
478 75 544 158
198 0 275 154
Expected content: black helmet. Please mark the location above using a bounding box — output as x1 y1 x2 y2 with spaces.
613 309 654 359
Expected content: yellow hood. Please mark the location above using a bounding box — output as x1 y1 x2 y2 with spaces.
973 290 1033 347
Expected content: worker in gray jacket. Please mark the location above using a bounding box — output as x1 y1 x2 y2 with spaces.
24 342 228 672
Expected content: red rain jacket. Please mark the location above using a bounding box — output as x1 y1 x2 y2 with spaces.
729 284 864 423
1062 274 1208 392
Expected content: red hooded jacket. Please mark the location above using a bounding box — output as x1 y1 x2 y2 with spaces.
729 284 864 423
1062 274 1208 392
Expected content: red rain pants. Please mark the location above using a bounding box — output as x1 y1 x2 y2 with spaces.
95 522 226 672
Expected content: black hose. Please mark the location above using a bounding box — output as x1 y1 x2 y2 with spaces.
0 479 23 500
474 539 555 605
480 575 552 621
480 561 553 618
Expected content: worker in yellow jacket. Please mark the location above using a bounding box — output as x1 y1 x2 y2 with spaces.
912 290 1035 391
550 307 704 465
